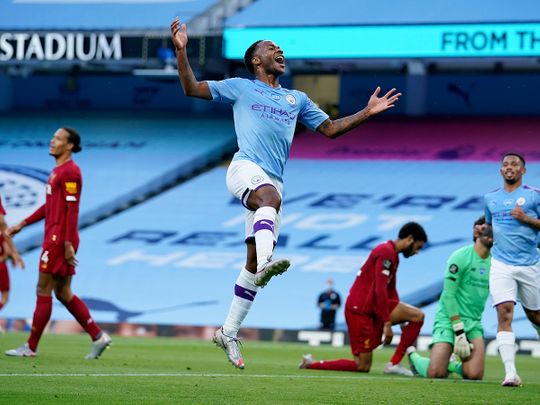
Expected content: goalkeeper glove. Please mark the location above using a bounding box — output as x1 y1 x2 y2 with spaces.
452 322 473 359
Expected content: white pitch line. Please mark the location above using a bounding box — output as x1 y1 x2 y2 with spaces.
0 373 537 386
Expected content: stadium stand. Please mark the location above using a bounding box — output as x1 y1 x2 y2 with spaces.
0 0 218 30
0 113 236 251
225 0 540 27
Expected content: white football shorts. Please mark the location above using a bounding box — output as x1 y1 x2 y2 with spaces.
226 159 283 241
490 257 540 310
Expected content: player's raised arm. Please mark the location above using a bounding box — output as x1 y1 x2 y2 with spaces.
170 17 212 100
316 87 401 139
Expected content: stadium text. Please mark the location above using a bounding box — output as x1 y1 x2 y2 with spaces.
441 30 540 52
0 33 122 62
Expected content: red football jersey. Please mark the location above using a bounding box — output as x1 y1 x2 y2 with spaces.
25 160 82 248
346 240 400 322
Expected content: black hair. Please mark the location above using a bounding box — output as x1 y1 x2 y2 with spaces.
473 215 486 241
63 127 82 153
398 222 428 243
244 40 263 74
502 152 525 166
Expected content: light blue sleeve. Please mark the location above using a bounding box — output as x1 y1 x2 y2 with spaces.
207 78 247 104
484 195 492 225
297 93 329 131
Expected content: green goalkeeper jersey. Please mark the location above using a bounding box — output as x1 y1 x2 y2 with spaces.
434 244 491 326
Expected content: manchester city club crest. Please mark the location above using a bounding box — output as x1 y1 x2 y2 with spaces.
286 94 296 105
516 197 526 206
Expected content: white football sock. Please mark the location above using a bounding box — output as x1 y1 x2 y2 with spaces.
497 331 517 378
222 268 259 338
253 206 277 269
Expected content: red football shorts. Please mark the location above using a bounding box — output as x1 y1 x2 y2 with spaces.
0 262 9 291
345 300 399 355
39 243 75 277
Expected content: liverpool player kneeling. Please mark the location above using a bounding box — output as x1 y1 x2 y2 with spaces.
5 128 111 359
300 222 427 376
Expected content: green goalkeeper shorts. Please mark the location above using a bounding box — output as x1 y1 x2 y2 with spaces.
431 320 484 347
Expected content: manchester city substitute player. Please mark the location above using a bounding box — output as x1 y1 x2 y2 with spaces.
484 152 540 387
407 217 492 380
170 17 401 369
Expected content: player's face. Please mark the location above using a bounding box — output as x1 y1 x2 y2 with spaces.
254 41 285 76
500 155 525 185
49 129 72 157
402 239 424 258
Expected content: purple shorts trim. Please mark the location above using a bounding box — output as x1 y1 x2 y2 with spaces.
493 299 517 308
241 183 277 211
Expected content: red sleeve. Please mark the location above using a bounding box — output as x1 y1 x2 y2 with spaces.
0 196 6 215
63 168 82 244
24 204 46 225
374 250 394 323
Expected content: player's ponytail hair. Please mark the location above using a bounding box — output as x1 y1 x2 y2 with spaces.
63 127 82 153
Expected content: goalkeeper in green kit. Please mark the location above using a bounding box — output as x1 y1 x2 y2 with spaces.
407 217 492 380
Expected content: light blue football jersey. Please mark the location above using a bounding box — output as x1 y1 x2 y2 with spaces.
207 78 329 181
484 185 540 265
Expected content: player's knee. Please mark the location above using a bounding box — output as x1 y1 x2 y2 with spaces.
355 363 371 372
463 371 483 380
54 288 70 304
427 366 447 379
525 309 540 326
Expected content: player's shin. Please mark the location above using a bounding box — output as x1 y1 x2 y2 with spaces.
497 331 518 378
223 268 259 337
407 350 429 377
307 359 359 372
253 207 277 268
28 295 53 351
391 320 423 365
64 295 102 340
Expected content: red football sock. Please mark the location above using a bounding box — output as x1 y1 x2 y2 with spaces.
27 295 53 352
64 295 102 341
391 320 423 365
0 302 4 310
308 359 358 372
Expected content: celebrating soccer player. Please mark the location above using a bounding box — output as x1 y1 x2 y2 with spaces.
299 222 427 376
484 152 540 387
5 128 111 359
407 217 492 380
170 17 401 369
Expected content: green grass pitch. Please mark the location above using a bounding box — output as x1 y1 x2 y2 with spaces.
0 332 538 404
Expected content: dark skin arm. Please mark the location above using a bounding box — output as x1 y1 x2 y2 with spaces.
316 87 401 139
170 17 212 100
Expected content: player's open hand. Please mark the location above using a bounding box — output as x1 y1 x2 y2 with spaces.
367 87 401 116
170 17 188 51
383 322 394 345
64 242 78 267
